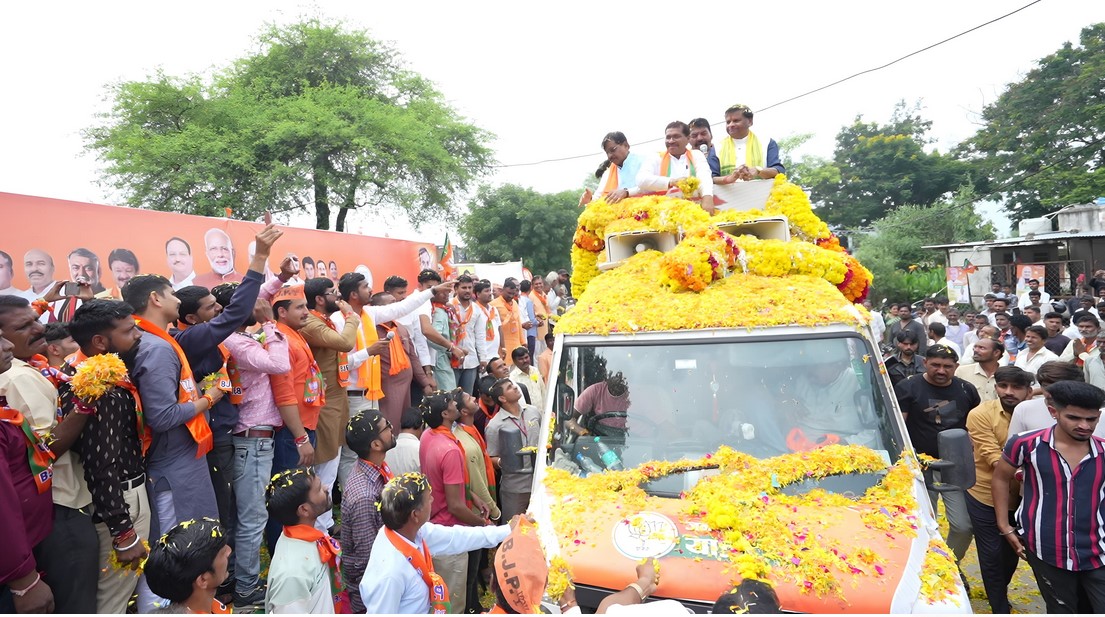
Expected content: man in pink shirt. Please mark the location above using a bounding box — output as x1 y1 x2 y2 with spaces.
418 391 492 614
572 371 631 433
212 285 291 609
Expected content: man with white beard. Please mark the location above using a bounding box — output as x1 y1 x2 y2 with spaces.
195 228 244 288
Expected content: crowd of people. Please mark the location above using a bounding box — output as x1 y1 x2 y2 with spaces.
0 221 785 615
874 281 1105 613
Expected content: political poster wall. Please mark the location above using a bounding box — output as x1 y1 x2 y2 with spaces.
0 192 438 321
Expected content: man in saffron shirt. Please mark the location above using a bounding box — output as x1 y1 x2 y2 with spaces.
490 279 526 367
266 284 323 550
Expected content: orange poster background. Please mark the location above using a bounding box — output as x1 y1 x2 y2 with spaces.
0 192 438 299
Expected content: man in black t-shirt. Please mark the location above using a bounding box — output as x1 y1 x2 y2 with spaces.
894 344 980 564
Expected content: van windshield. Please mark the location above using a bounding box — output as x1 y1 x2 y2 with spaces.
547 335 904 486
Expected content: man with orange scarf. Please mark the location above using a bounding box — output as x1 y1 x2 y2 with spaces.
592 131 645 205
0 325 55 613
265 467 347 613
367 291 432 429
61 300 151 613
0 294 96 612
490 280 526 367
121 273 226 610
636 120 716 213
265 283 325 552
452 388 499 613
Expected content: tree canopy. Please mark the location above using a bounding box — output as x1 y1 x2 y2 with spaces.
958 23 1105 223
808 101 970 229
460 184 578 276
853 187 995 300
84 19 493 230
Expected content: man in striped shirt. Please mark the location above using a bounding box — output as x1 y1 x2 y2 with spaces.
993 380 1105 612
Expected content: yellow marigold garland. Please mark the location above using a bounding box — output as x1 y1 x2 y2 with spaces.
557 251 861 335
107 539 151 575
541 446 959 605
545 445 943 602
567 175 870 304
919 538 962 606
71 353 129 402
545 555 574 600
675 176 700 199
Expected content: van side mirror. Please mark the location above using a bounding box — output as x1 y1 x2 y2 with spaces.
929 429 976 493
497 422 534 474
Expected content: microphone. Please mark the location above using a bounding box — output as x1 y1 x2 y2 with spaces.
698 144 708 155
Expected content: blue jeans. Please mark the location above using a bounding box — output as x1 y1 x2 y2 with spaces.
455 367 478 395
232 434 275 594
265 427 316 552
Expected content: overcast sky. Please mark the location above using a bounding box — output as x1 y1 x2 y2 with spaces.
3 0 1102 241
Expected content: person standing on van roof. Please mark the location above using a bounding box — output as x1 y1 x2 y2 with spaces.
894 345 980 564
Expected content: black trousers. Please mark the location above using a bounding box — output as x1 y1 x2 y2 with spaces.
1024 548 1105 613
207 440 237 545
33 504 99 613
465 549 483 613
965 493 1019 614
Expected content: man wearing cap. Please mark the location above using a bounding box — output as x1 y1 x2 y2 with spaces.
265 283 325 551
713 104 784 185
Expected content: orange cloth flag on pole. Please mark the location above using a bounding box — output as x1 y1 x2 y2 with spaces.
439 234 455 280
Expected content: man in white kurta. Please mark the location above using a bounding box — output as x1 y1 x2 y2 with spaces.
360 519 510 613
636 121 715 212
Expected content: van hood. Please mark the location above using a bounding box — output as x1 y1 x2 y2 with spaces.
534 455 968 614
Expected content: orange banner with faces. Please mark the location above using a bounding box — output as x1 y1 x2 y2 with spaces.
0 192 439 312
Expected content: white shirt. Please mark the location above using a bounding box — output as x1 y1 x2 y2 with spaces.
476 301 502 357
1012 346 1058 377
359 522 511 614
334 289 437 388
929 337 961 358
923 311 948 328
265 535 335 613
509 364 547 413
396 298 433 367
385 432 422 477
453 300 494 369
636 149 715 197
1020 290 1051 306
170 271 196 290
1008 396 1105 440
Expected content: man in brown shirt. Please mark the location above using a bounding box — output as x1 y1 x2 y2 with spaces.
299 277 358 534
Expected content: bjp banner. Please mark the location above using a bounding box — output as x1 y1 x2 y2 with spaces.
0 192 439 321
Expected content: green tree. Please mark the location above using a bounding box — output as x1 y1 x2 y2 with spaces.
776 132 841 190
84 19 493 230
460 184 579 276
957 23 1105 224
854 187 995 300
809 101 970 229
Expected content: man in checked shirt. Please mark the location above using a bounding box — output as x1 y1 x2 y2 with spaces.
61 299 149 613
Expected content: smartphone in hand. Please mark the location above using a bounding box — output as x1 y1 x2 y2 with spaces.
63 281 80 296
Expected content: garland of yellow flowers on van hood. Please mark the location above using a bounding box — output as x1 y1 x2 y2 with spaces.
542 444 961 605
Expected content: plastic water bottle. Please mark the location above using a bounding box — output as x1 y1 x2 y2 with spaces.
592 437 625 470
574 452 604 476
